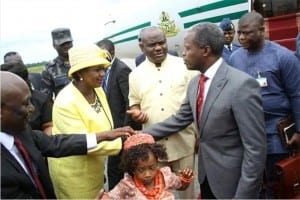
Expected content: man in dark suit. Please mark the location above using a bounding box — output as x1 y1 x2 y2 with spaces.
96 39 141 190
135 22 267 199
0 71 134 199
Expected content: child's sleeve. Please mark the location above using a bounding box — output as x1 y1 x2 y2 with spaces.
105 176 138 199
160 167 182 190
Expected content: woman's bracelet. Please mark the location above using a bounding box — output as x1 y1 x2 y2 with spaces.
179 175 194 183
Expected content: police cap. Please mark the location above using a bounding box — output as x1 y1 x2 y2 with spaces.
219 18 235 32
51 28 73 46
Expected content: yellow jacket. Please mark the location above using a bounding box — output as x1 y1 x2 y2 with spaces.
48 83 122 199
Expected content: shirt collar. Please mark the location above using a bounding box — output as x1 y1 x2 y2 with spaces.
203 57 223 80
111 56 116 64
106 57 116 70
225 44 232 48
0 131 14 151
145 54 170 67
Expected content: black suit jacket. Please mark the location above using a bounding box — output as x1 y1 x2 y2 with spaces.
105 58 141 129
1 127 87 199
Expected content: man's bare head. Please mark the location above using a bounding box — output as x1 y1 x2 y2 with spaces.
1 71 33 135
1 71 28 102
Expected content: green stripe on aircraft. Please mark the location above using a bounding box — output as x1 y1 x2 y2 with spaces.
105 22 151 40
178 0 248 17
183 10 247 29
113 35 139 44
107 0 248 43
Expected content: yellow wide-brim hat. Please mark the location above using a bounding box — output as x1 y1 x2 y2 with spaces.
68 44 111 77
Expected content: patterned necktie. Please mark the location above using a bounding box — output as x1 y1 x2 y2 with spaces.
14 137 47 199
102 68 111 93
197 74 208 125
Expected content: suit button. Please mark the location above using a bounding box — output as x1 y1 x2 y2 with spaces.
161 108 164 111
165 137 168 140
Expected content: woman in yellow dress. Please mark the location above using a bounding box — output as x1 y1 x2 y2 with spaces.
48 44 128 199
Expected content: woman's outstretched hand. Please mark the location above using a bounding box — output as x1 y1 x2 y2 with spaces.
96 126 136 142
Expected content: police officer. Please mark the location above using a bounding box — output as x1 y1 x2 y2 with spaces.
219 18 240 63
41 28 73 99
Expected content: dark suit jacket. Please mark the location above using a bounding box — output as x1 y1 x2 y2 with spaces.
106 58 141 129
135 54 146 67
1 127 87 199
144 61 266 199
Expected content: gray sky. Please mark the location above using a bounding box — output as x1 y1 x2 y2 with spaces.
0 0 128 64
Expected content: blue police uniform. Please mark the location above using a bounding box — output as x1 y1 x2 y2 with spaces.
222 43 240 63
219 18 240 63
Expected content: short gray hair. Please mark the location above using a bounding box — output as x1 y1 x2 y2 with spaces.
189 22 224 55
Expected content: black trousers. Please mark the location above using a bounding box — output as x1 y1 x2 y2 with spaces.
107 155 124 190
201 177 216 199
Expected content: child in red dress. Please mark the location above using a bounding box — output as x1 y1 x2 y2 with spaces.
101 133 194 200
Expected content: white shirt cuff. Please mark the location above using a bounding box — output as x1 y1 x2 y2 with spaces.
86 134 97 150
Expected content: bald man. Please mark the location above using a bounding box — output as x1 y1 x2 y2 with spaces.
1 62 53 135
0 71 134 199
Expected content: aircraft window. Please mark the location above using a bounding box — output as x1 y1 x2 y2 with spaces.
253 0 300 18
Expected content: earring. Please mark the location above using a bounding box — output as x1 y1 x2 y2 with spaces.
80 77 83 81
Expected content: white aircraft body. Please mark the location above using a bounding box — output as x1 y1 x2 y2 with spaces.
102 0 250 65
